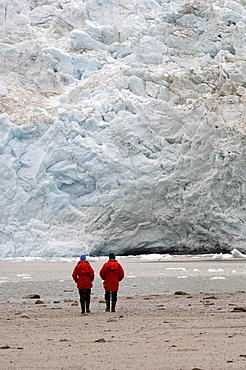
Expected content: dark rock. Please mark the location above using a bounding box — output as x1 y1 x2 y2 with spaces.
23 294 40 299
21 315 30 319
174 291 188 295
232 307 246 312
203 296 217 300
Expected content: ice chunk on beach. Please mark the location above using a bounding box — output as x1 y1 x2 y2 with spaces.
231 249 246 258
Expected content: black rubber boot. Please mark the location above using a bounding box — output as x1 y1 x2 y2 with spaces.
80 301 85 314
111 298 117 312
105 298 110 311
105 291 111 311
86 300 90 313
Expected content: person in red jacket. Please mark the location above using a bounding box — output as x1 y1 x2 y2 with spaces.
99 253 124 312
72 255 94 314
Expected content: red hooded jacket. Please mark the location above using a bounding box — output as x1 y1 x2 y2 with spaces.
72 260 94 289
99 260 124 291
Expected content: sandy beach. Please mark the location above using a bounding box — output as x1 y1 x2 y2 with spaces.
1 291 246 370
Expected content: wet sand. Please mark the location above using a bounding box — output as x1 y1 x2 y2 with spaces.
1 291 246 370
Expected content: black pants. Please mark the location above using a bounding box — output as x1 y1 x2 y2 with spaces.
105 291 117 311
79 289 91 313
105 291 117 300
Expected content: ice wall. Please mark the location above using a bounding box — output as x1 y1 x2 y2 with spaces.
1 0 246 257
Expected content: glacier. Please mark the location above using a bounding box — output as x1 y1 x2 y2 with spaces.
1 0 246 257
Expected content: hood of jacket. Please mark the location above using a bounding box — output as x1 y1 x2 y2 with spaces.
77 260 90 273
106 260 119 271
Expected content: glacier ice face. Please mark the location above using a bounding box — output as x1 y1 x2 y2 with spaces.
1 0 246 257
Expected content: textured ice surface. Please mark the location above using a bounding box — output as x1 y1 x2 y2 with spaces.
1 0 246 257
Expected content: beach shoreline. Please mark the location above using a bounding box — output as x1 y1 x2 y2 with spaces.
1 291 246 370
1 257 246 304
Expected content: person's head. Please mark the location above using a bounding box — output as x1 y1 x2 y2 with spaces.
80 254 86 261
109 252 115 260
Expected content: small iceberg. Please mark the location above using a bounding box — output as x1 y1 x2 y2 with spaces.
231 249 246 258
